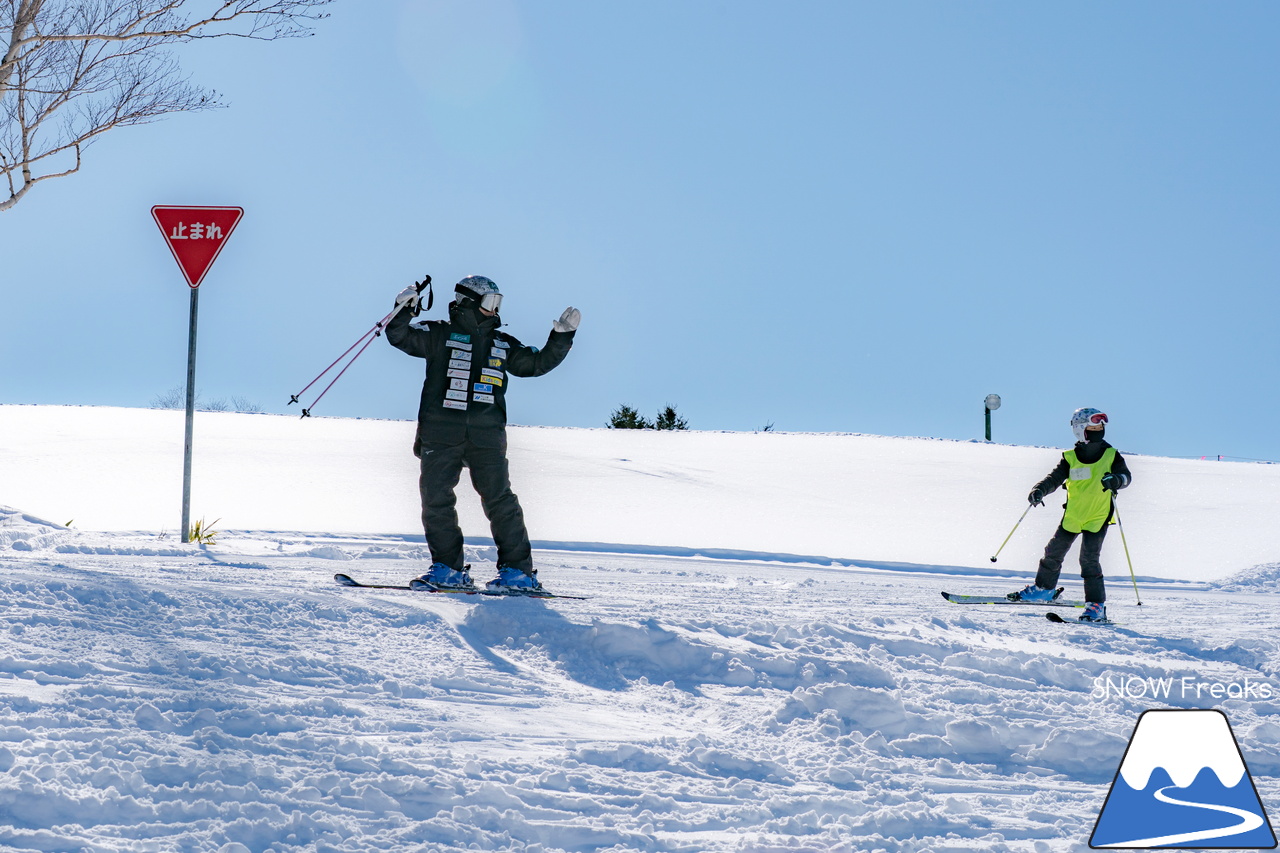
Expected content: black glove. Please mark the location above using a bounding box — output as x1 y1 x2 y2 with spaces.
1101 473 1120 492
1028 488 1045 507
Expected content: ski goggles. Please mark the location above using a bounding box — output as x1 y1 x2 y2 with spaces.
478 292 503 314
1087 412 1108 426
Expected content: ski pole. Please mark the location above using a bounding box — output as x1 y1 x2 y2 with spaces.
1113 497 1142 605
989 503 1033 563
288 317 391 409
289 276 432 418
296 325 387 418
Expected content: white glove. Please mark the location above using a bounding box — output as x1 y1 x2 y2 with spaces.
394 285 420 310
553 306 581 333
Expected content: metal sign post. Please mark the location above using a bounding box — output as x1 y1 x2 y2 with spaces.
182 287 200 542
151 205 244 542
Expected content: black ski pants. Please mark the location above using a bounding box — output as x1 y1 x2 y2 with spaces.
418 438 533 574
1034 523 1108 603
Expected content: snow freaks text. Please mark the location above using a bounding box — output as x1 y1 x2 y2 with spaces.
1092 675 1275 702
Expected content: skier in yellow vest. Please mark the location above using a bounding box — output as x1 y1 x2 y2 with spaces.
1009 408 1131 622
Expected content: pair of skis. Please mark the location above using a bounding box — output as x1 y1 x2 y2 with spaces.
941 589 1114 625
333 573 587 600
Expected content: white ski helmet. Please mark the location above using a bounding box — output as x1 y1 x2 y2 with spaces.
1070 407 1108 442
454 275 503 314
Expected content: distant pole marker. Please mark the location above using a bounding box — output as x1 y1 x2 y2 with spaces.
984 393 1001 442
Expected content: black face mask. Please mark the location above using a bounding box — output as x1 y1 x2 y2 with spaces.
449 299 499 332
1083 426 1105 442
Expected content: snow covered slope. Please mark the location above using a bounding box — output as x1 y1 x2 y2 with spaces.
0 406 1278 852
2 404 1277 582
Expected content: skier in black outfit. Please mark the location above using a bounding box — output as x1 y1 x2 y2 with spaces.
386 275 579 592
1009 407 1132 622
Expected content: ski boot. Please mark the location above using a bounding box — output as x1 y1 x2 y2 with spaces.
1007 583 1061 603
1079 602 1108 623
486 566 542 593
415 563 475 591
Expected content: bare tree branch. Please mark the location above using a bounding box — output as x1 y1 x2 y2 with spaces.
0 0 330 212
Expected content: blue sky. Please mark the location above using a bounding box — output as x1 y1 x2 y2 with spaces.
2 1 1278 460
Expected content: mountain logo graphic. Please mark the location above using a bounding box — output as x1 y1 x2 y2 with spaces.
1091 709 1277 849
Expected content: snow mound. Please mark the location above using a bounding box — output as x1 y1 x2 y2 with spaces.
0 505 67 551
1213 562 1280 593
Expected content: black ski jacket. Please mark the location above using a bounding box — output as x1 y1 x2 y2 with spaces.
386 302 575 452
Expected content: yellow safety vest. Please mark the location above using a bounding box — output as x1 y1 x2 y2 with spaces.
1061 447 1117 534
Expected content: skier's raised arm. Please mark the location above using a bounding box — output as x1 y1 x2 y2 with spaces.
505 307 579 378
385 285 433 358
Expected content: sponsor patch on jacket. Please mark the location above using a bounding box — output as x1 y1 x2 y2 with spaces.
481 374 503 387
1070 468 1093 481
473 383 493 394
449 333 471 343
450 378 468 391
445 339 472 351
447 359 470 371
493 339 510 349
447 368 469 380
488 358 504 368
491 347 506 359
446 390 468 402
472 393 495 404
443 400 467 411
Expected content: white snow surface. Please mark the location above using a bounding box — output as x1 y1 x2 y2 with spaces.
0 404 1278 852
3 405 1278 582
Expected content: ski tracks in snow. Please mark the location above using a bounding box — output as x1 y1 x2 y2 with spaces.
0 530 1277 851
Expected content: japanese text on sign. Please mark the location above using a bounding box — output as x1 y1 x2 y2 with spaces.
167 222 226 241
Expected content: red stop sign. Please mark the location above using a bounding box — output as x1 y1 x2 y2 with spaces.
152 205 244 288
